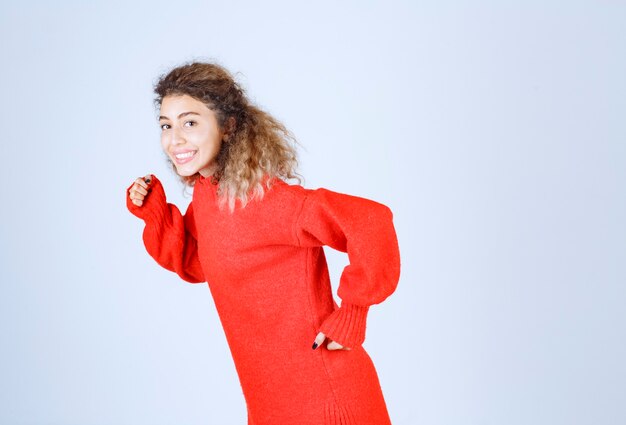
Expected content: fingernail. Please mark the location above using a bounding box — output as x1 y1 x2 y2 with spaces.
312 342 318 350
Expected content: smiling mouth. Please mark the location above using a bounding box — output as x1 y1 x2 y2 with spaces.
173 150 197 165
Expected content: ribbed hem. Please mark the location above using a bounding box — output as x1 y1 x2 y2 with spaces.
319 302 370 349
324 400 357 425
126 175 169 225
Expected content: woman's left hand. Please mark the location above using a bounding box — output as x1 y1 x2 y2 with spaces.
312 332 351 351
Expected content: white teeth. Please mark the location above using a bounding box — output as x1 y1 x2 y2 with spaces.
175 151 195 159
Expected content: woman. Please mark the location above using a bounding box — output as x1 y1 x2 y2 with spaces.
126 61 401 425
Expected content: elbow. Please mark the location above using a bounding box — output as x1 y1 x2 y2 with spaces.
180 274 205 284
370 201 394 223
381 206 401 289
176 260 206 284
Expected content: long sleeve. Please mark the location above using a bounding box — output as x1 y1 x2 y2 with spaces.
126 176 205 283
294 187 401 348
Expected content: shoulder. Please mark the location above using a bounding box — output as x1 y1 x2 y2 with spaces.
264 178 393 218
264 178 309 203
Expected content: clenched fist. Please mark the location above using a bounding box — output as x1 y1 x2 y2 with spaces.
128 174 153 207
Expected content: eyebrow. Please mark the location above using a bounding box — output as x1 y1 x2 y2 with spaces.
158 111 200 121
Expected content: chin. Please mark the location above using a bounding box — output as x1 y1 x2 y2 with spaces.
174 165 199 177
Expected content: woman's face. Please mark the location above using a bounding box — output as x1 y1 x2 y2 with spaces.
159 94 225 177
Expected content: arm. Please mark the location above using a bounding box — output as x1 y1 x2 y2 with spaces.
126 175 205 283
295 187 401 348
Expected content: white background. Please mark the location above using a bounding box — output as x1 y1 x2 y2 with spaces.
1 1 624 424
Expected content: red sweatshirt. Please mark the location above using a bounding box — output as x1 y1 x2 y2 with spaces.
127 174 401 425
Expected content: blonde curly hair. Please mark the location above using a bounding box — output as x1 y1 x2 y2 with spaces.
153 61 302 211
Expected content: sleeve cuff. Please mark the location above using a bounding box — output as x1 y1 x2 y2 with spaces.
126 175 169 224
318 302 370 348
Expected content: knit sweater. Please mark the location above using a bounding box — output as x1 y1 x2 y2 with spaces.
126 174 401 425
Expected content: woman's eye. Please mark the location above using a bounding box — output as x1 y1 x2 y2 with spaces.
159 121 194 131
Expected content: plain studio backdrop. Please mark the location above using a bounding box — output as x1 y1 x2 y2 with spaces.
1 1 624 424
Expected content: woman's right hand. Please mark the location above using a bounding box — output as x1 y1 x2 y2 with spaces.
128 174 153 207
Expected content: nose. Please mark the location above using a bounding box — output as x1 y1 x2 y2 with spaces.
169 126 185 146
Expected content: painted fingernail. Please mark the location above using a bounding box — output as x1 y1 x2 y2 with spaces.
312 342 318 350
